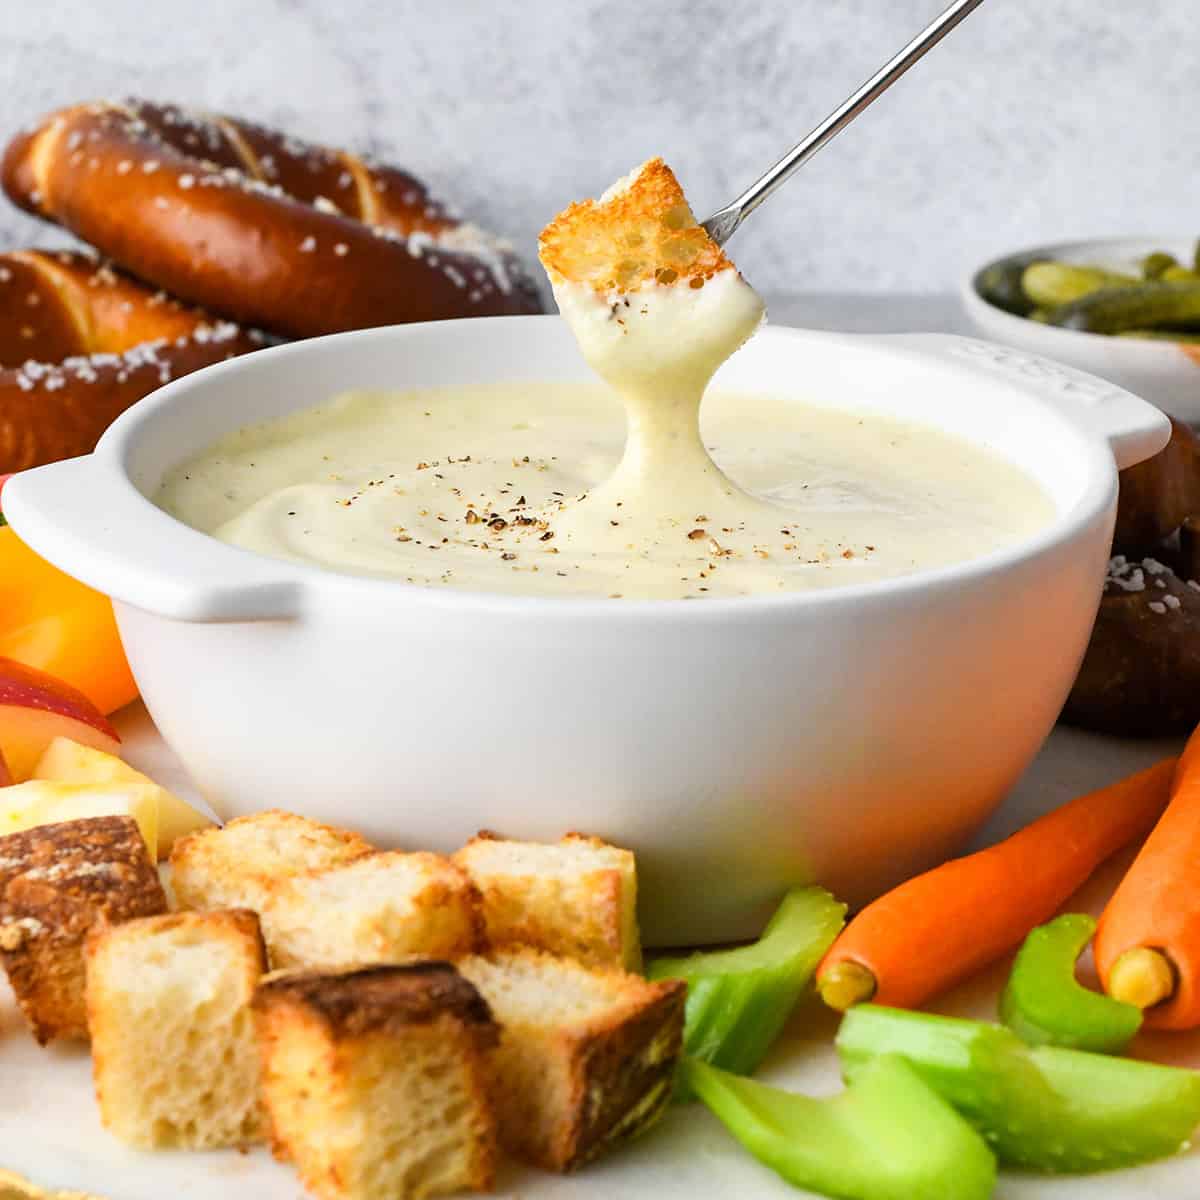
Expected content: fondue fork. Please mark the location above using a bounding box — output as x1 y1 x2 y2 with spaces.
701 0 985 247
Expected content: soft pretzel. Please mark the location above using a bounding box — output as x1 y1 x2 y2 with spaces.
0 249 262 472
3 100 544 338
1064 555 1200 737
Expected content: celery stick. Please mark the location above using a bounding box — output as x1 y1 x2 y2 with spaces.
1000 914 1141 1053
687 1054 996 1200
650 887 845 1087
838 1005 1200 1172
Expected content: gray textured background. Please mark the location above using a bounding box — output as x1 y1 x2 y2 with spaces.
0 1 1192 294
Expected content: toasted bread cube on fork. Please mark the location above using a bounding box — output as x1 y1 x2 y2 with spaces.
170 808 372 925
458 946 686 1172
538 156 732 294
262 851 482 970
255 962 498 1200
86 908 267 1149
0 815 167 1043
454 831 640 970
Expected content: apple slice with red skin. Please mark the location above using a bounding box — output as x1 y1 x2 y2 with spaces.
0 657 120 782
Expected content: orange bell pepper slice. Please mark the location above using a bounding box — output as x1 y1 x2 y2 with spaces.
0 525 138 716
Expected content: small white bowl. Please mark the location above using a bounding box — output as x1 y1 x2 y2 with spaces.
3 317 1169 945
962 237 1200 423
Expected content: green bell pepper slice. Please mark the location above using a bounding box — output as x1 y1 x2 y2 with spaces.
649 886 845 1088
685 1054 996 1200
1000 913 1142 1052
837 1005 1200 1172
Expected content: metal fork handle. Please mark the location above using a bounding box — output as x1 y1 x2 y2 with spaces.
703 0 986 246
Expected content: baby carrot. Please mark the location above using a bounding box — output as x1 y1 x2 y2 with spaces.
817 760 1177 1012
1096 729 1200 1029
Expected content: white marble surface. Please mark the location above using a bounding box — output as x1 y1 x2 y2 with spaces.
0 708 1190 1200
0 1 1195 294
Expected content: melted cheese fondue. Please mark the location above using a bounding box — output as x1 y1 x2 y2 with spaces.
156 161 1053 601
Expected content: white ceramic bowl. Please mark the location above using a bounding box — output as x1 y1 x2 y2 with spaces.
3 317 1169 945
962 237 1200 423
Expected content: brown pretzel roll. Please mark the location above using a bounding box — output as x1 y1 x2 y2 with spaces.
0 249 208 365
1063 556 1200 737
0 249 263 472
3 100 544 338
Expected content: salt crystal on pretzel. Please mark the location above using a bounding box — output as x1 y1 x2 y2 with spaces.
0 249 262 472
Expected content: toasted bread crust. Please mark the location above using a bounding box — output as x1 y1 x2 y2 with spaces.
261 850 485 971
555 974 685 1169
256 963 499 1197
538 158 731 294
458 947 686 1172
255 962 497 1042
169 808 373 916
453 831 639 970
86 907 267 976
0 815 167 1043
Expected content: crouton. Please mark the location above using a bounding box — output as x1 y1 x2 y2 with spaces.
0 815 167 1043
454 832 640 970
538 157 732 294
255 962 498 1200
86 909 267 1149
169 808 372 933
262 851 482 970
457 946 686 1171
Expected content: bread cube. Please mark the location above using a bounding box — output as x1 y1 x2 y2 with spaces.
454 832 640 969
457 946 685 1171
169 808 372 934
0 815 167 1043
262 851 482 970
255 962 498 1200
86 909 267 1149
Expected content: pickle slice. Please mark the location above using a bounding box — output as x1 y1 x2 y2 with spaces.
976 260 1036 316
1022 262 1136 308
1048 281 1200 335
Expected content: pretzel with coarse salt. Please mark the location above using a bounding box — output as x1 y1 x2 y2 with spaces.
0 248 262 473
2 100 544 339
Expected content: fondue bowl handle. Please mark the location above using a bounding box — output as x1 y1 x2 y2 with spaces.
877 333 1171 471
2 454 304 622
